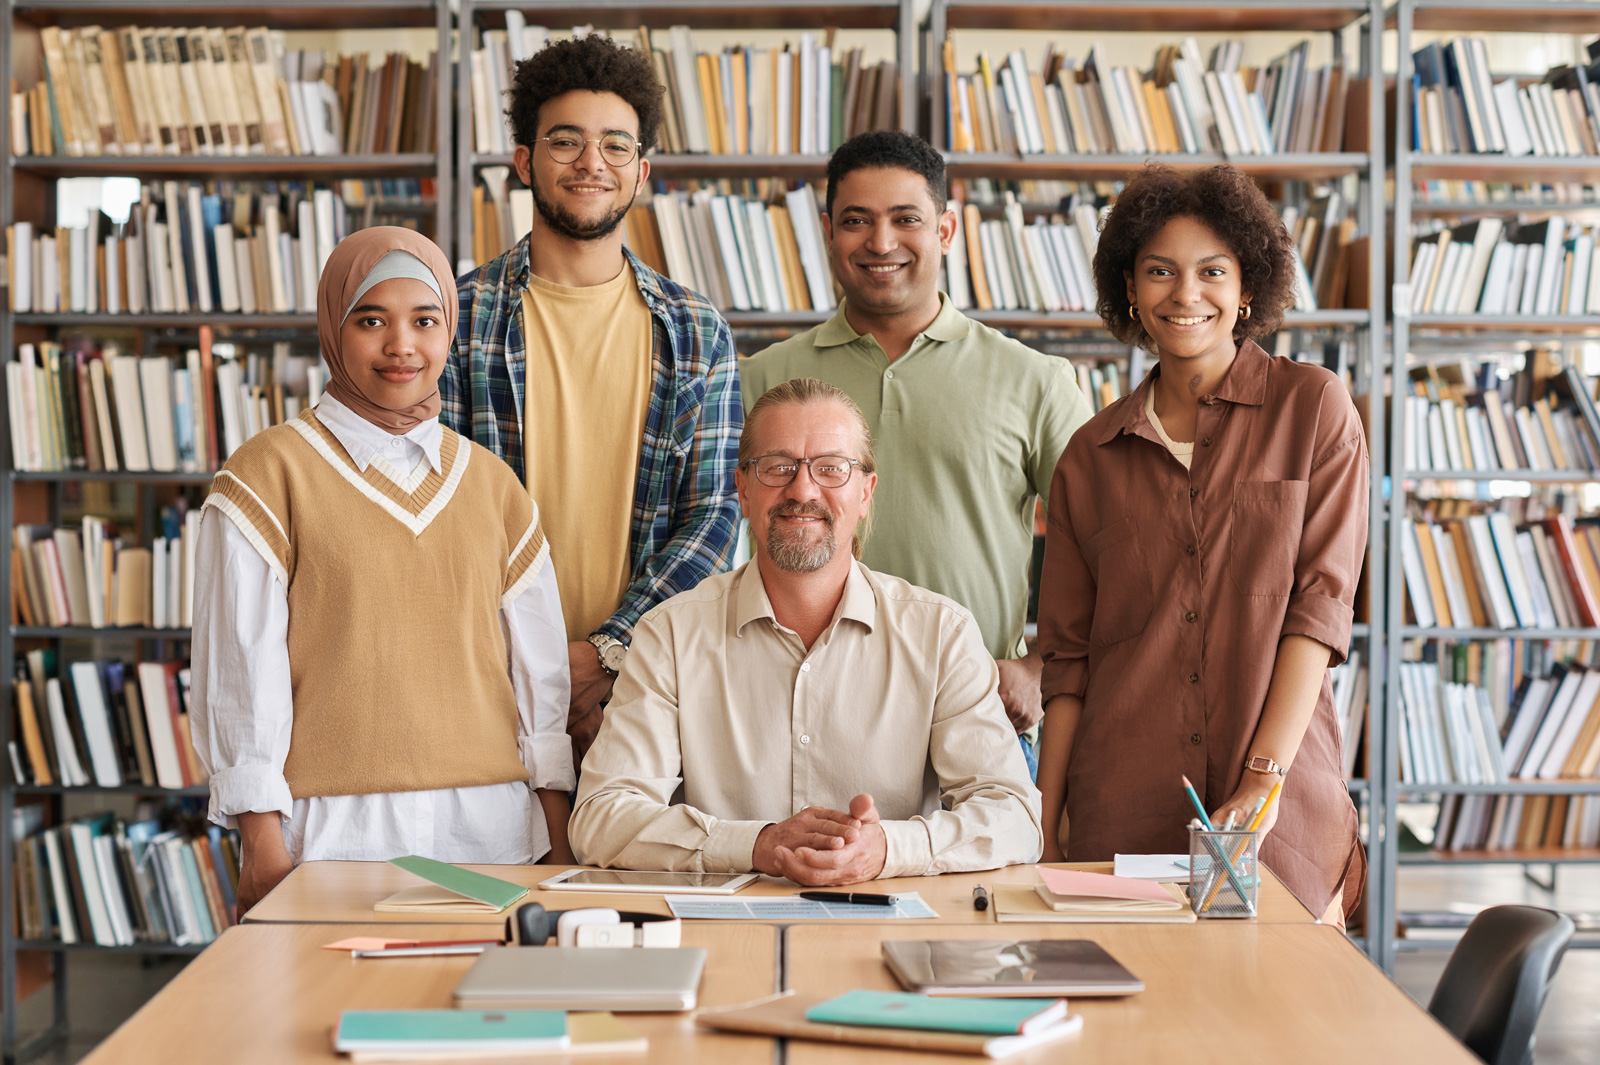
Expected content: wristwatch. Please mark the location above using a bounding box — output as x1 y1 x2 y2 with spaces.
1245 755 1286 778
587 633 627 678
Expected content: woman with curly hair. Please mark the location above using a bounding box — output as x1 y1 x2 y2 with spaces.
1034 165 1368 926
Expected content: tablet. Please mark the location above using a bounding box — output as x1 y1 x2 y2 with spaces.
538 869 759 895
882 939 1144 997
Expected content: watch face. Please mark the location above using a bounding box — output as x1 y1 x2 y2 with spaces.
601 644 627 673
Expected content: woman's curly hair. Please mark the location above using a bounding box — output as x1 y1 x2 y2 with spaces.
506 36 664 155
1093 165 1295 350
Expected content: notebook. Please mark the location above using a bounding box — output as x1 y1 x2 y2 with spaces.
881 939 1145 997
695 992 1084 1058
333 1009 567 1054
805 990 1068 1034
373 856 530 915
452 946 707 1011
335 1012 646 1061
991 884 1196 924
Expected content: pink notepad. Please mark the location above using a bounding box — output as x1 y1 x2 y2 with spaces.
1036 866 1180 904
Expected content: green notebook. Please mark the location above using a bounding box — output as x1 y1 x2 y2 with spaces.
375 855 530 914
335 1009 567 1052
804 990 1068 1035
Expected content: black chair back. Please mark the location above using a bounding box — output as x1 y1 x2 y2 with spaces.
1427 904 1575 1065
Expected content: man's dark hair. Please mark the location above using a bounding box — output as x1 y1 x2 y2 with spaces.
825 130 947 215
506 36 664 155
1093 164 1296 348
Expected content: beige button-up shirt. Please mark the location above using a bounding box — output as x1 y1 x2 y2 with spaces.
570 560 1043 878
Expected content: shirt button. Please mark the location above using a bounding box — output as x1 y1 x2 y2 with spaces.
800 735 811 744
800 662 810 673
1201 437 1212 447
1187 672 1199 684
885 370 894 380
1190 733 1202 745
1189 487 1198 499
1185 611 1197 622
1185 544 1196 556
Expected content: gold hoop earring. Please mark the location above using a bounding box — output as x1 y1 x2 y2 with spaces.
1239 304 1251 320
1129 305 1139 320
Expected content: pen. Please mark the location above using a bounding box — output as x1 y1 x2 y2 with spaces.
973 884 990 911
797 891 897 906
351 944 497 959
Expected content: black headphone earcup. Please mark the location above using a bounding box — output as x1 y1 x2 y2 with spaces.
512 902 550 945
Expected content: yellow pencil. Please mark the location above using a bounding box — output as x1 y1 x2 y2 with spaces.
1200 780 1283 912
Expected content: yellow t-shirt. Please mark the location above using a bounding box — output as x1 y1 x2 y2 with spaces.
520 263 653 642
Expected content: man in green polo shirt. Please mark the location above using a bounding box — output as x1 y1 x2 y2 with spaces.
741 130 1092 776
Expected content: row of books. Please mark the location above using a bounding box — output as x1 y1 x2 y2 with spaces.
13 511 202 632
1411 37 1600 157
942 37 1359 159
1402 367 1600 474
5 180 355 315
1332 654 1370 782
1404 217 1600 317
14 26 438 157
12 806 237 946
622 185 837 314
1400 511 1600 632
7 340 325 474
10 652 207 791
1430 791 1600 852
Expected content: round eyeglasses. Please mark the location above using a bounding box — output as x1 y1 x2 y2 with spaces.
745 454 863 489
539 131 640 167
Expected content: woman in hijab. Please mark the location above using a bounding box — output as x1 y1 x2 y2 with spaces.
191 227 574 915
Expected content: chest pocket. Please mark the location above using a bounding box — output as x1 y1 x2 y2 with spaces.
1229 480 1309 596
1083 517 1153 646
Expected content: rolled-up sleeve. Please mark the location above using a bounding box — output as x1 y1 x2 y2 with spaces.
1038 439 1095 702
190 508 296 828
501 562 575 792
1281 385 1368 664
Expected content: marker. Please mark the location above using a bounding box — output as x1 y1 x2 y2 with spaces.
973 884 990 911
797 891 897 906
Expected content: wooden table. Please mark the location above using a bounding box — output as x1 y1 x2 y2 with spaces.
79 922 777 1065
246 860 1318 925
783 922 1478 1064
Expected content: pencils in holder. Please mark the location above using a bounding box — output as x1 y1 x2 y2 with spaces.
1198 781 1282 914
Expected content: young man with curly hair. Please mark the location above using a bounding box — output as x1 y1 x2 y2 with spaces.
445 37 741 758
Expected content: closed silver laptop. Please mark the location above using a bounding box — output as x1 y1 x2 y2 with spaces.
452 946 708 1011
882 938 1144 997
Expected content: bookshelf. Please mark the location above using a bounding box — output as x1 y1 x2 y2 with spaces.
0 1 455 1058
1385 0 1600 969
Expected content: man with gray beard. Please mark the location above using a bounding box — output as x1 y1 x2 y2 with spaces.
569 379 1041 885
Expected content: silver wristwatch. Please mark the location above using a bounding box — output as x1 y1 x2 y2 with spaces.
587 633 627 677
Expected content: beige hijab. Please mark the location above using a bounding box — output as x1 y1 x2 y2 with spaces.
316 226 456 433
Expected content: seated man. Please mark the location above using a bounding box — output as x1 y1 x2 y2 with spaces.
570 378 1041 885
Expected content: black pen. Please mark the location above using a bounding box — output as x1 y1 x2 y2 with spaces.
797 891 897 906
973 884 989 911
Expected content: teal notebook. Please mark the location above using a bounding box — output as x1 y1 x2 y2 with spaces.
377 856 530 914
804 990 1067 1035
335 1010 567 1052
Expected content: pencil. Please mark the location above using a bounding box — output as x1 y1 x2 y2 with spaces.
1180 776 1215 831
1200 782 1284 913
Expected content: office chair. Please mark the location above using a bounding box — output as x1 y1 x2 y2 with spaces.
1426 904 1575 1065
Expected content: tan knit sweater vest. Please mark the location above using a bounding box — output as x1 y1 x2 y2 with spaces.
202 409 549 799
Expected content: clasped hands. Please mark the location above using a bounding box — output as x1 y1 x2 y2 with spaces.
752 794 888 886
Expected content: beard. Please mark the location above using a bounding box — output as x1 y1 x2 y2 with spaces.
530 174 637 242
765 501 837 573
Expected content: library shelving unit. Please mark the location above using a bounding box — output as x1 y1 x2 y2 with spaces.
0 1 455 1058
925 0 1389 955
456 0 918 331
1384 0 1600 971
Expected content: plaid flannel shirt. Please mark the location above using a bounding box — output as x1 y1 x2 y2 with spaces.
444 238 742 644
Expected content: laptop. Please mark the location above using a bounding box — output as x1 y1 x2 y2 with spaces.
453 947 708 1011
882 938 1145 997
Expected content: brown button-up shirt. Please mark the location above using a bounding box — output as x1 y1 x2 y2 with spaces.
1038 340 1367 917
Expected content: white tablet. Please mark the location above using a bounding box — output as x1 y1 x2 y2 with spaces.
539 869 759 895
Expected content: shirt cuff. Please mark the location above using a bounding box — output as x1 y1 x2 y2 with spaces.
702 819 768 873
207 765 295 830
1281 592 1354 665
878 820 933 880
521 734 576 793
1041 657 1089 703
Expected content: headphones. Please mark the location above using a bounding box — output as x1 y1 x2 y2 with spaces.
505 902 683 949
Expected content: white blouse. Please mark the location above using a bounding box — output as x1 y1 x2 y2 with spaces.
189 394 573 864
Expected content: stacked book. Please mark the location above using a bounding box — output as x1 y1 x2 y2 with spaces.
1433 790 1600 851
622 185 836 314
941 36 1357 156
1400 511 1600 631
1411 37 1600 157
10 650 208 790
1402 364 1600 473
1405 216 1600 317
12 805 238 947
13 509 203 633
12 26 437 157
6 180 361 315
470 21 897 157
6 340 326 474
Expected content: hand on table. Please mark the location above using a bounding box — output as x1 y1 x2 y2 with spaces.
754 794 888 887
566 641 617 761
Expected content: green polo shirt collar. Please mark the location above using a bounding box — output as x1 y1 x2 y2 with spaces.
814 294 972 350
